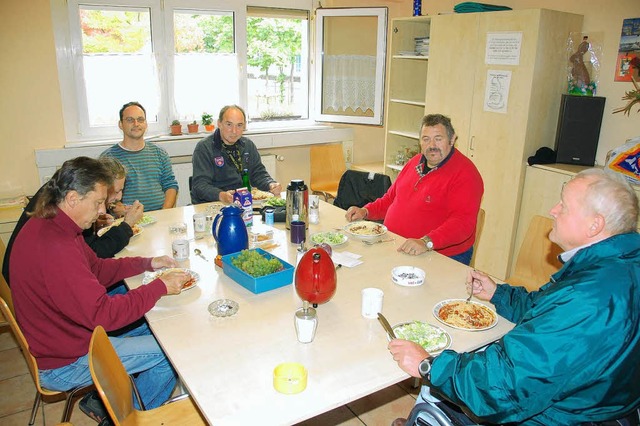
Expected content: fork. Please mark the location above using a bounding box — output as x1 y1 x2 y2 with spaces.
466 278 475 303
363 238 395 245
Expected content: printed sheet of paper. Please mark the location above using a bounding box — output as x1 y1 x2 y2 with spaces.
483 70 512 113
485 32 523 65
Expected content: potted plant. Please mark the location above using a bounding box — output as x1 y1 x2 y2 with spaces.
187 120 199 134
170 120 182 136
202 112 215 132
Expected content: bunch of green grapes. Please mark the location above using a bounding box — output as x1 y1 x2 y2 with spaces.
232 250 283 277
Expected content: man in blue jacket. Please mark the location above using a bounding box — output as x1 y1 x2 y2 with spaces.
390 168 640 425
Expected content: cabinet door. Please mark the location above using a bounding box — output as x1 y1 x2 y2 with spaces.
425 13 479 156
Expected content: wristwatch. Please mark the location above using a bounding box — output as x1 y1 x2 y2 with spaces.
418 355 436 381
420 235 434 251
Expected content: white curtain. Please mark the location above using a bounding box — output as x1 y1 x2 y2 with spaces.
322 55 376 112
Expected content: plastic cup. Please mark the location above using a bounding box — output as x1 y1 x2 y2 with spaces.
361 287 384 319
308 195 320 224
290 220 306 244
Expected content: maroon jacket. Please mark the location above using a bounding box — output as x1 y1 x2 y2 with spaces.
10 209 166 369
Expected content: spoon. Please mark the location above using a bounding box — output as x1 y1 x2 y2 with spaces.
194 248 208 261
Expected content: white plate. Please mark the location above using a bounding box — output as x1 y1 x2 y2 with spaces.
310 231 348 247
343 221 388 241
137 215 157 227
142 268 199 292
391 266 425 287
391 321 452 355
432 299 498 331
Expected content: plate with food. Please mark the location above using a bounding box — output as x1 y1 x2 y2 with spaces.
391 321 452 355
251 188 275 206
343 221 388 241
131 224 143 237
142 268 199 292
261 196 286 208
136 214 157 227
433 299 498 331
310 231 348 247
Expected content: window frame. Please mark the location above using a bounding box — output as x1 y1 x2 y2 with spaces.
52 0 313 143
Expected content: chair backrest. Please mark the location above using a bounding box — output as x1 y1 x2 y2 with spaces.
333 170 392 210
469 208 485 268
89 325 134 425
0 296 58 396
508 215 563 291
310 143 346 198
0 239 14 319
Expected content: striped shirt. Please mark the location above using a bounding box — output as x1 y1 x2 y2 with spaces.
101 142 178 211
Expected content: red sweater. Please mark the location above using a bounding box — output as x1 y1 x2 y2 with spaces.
365 149 483 257
9 209 166 369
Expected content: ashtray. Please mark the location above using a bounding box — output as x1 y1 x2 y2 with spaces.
273 362 307 394
208 299 239 317
169 222 187 234
391 266 426 287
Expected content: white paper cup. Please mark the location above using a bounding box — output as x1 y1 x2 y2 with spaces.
361 287 384 319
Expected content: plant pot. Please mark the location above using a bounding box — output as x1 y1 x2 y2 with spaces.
204 124 215 132
187 124 199 134
170 124 182 136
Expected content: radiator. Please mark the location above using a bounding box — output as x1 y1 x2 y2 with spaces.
173 154 277 207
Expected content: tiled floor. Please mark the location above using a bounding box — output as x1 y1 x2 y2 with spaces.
0 325 419 425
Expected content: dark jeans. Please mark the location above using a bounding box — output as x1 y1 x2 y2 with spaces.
449 246 473 266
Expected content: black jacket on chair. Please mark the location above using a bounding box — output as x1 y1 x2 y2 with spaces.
333 170 392 211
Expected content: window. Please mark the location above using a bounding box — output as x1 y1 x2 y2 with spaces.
53 0 311 142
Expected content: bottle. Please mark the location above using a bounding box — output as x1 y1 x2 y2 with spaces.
285 179 309 230
241 168 251 191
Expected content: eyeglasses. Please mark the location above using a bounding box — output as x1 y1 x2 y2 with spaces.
123 117 146 124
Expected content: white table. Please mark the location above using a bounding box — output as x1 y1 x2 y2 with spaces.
120 201 513 425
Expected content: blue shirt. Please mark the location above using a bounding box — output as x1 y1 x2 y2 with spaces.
101 142 178 211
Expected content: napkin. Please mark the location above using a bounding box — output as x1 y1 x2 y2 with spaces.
331 251 363 268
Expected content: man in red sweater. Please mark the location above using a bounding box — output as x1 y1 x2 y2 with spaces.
345 114 483 265
9 156 191 419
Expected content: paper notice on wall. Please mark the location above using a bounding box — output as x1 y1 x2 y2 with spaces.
484 70 512 113
486 32 522 65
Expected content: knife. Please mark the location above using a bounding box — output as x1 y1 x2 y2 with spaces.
377 313 397 339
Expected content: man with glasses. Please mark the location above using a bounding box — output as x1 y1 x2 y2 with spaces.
191 104 281 204
101 101 178 211
345 114 483 265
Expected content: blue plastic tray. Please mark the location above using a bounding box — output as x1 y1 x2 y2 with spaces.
221 248 294 294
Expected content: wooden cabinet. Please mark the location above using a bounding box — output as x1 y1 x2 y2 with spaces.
424 9 582 279
383 17 431 180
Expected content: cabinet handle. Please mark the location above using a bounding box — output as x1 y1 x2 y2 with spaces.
469 135 475 151
393 27 398 33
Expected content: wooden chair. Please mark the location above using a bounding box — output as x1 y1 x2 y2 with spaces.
506 215 563 291
0 296 94 425
0 239 11 326
89 325 206 425
310 143 346 201
469 208 485 268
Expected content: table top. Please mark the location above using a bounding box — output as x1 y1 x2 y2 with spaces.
119 201 513 425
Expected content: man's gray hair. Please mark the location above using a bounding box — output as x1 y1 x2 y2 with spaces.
575 168 639 235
